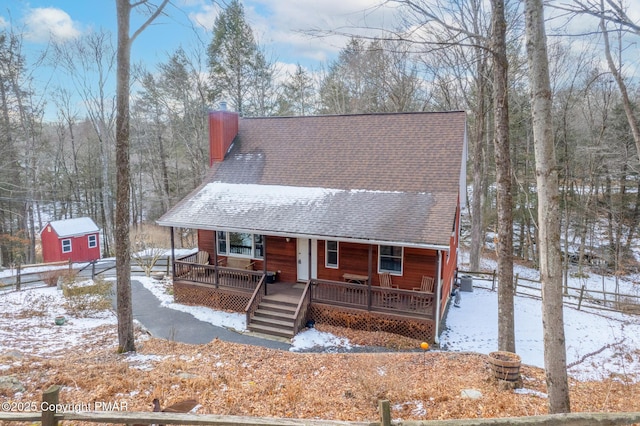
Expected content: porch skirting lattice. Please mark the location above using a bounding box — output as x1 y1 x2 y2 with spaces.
173 281 436 342
309 303 435 343
174 281 251 313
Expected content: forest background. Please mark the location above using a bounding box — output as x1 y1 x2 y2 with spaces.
0 0 639 281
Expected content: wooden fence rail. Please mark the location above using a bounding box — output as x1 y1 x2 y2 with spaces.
0 260 73 291
458 269 640 315
2 388 640 426
1 256 172 293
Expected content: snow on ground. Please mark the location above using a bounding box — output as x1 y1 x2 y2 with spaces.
440 286 640 381
137 268 640 381
137 276 247 332
136 275 352 351
0 286 117 357
449 253 640 381
1 255 639 382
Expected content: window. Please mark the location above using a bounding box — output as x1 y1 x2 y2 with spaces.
379 245 403 274
217 231 227 254
230 232 252 256
325 240 338 268
254 234 264 259
88 234 97 249
217 232 264 259
61 239 72 253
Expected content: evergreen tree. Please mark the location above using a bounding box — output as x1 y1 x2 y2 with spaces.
208 0 261 116
277 64 316 116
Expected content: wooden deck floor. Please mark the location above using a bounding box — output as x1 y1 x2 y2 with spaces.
264 282 305 303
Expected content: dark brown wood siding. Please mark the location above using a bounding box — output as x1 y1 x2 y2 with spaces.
317 240 438 289
197 230 439 288
264 236 297 282
197 229 215 255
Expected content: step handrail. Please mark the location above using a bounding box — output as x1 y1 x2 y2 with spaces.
244 274 267 327
292 280 312 335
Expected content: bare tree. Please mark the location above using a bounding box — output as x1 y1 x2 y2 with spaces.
490 0 515 353
115 0 169 353
524 0 571 413
53 30 117 257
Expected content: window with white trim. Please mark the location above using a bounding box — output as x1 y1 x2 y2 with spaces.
325 240 338 268
61 239 72 253
217 231 227 254
378 245 403 274
88 234 97 249
217 232 264 259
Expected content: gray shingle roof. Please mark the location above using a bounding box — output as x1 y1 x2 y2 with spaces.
158 111 467 247
43 217 99 238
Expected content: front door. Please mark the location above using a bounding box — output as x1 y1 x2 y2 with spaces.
296 238 318 282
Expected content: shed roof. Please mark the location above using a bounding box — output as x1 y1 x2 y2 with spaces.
158 111 467 247
43 217 99 238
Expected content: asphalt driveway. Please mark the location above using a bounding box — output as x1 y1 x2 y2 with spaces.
112 279 292 351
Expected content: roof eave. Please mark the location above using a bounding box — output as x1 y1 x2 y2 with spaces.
156 220 450 252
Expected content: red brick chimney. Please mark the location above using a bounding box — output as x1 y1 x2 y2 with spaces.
208 107 239 166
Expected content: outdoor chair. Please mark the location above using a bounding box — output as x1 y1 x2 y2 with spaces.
411 275 435 309
378 272 399 305
192 250 210 276
413 276 435 293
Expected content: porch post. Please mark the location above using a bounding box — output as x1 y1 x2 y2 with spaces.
263 235 268 295
367 244 373 311
170 227 175 278
307 238 312 282
213 232 219 288
434 250 443 344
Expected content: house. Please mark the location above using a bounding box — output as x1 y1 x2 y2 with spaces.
157 110 467 343
40 217 101 263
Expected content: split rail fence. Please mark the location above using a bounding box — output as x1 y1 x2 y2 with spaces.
2 387 640 426
0 256 172 293
458 270 640 315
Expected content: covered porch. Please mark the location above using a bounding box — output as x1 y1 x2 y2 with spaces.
172 249 441 342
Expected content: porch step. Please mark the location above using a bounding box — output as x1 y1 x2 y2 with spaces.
259 301 297 314
249 323 295 339
247 291 303 339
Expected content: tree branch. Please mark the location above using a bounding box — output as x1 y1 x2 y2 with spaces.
130 0 171 44
550 0 640 35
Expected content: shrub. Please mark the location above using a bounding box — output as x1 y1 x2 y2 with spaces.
40 269 65 287
14 292 57 318
62 276 113 317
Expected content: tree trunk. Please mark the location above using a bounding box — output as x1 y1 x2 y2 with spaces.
524 0 571 413
600 9 640 165
115 0 135 353
469 53 487 271
490 0 515 354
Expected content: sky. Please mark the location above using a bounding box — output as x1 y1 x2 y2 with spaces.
1 0 399 75
0 0 402 121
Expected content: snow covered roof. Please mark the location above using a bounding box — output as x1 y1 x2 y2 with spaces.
43 217 99 238
157 182 455 248
158 112 467 247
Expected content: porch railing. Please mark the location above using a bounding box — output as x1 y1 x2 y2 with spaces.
174 257 264 292
245 274 267 326
310 279 436 319
292 280 313 335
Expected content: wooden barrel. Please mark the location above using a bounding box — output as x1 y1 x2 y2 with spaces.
488 351 521 382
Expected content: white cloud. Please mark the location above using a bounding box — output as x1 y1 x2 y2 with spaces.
189 3 221 32
247 0 400 63
24 7 81 43
0 15 7 29
188 0 401 65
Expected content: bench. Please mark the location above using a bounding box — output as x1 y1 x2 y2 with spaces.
225 257 255 270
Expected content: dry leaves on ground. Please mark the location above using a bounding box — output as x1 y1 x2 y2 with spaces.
2 323 640 423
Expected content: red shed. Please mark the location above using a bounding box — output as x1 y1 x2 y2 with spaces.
40 217 101 263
